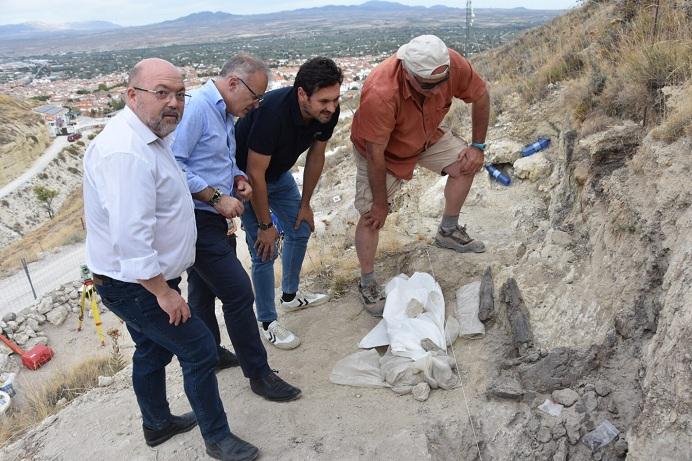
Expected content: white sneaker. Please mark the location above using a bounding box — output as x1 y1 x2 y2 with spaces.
262 321 301 350
280 290 330 312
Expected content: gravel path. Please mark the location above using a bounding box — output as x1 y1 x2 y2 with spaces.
0 136 69 199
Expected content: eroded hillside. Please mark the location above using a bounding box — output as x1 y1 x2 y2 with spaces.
0 95 50 188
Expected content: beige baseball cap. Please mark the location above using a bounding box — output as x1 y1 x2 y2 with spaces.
397 35 450 80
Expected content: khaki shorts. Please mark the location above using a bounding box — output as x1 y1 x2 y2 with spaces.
354 130 466 214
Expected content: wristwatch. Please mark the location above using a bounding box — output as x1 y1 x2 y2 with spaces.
470 142 487 151
259 221 274 231
207 188 222 206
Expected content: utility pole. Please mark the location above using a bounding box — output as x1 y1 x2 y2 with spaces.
465 0 473 56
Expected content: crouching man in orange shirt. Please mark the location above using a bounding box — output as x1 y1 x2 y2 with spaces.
350 35 491 316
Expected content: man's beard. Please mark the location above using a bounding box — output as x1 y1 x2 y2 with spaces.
148 110 180 137
136 100 180 137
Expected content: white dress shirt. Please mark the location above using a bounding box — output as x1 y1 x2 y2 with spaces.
83 106 196 282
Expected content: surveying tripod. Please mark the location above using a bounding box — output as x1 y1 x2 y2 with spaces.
78 265 105 346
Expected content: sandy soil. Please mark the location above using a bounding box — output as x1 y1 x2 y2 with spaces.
0 169 531 461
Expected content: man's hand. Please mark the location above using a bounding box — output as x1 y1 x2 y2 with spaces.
294 203 315 231
214 195 244 219
156 288 191 326
363 202 388 230
449 146 485 177
234 177 253 201
255 226 278 261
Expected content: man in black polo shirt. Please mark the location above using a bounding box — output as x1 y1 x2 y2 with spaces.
236 57 342 350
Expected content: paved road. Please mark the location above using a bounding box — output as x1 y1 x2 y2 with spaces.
0 136 69 199
0 223 253 318
0 243 84 317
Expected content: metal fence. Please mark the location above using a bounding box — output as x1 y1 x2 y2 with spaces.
0 244 84 317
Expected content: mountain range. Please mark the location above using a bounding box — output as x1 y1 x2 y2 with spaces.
0 1 563 57
0 21 121 39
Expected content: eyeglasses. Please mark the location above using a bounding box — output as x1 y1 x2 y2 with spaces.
237 77 264 103
418 75 449 90
133 87 189 101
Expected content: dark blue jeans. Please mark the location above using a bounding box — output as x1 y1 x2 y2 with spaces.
95 277 230 444
188 210 271 380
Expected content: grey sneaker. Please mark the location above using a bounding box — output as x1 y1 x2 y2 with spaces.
435 225 486 253
262 320 301 350
358 283 385 317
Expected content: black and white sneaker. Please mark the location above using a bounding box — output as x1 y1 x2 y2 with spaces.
262 320 301 350
280 290 329 312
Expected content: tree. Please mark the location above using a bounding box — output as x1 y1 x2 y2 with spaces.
34 186 58 219
109 98 125 111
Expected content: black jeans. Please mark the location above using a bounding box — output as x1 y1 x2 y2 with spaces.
188 210 271 379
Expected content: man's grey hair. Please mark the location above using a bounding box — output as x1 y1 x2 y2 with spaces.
220 53 270 80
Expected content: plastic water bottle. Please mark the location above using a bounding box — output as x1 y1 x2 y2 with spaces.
0 373 16 397
270 211 284 236
521 137 551 157
485 165 511 186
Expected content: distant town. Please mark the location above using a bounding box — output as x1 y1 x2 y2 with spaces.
0 7 555 137
2 55 379 137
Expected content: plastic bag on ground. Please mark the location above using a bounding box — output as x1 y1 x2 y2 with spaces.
380 348 423 388
329 349 388 388
445 315 460 346
359 318 389 349
414 354 458 390
538 398 564 417
456 281 485 339
581 420 620 451
381 273 446 360
379 348 458 391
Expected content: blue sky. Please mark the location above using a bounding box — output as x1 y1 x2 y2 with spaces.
0 0 580 26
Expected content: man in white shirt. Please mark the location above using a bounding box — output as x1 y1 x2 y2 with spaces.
84 58 259 461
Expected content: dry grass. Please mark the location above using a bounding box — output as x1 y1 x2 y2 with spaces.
473 1 691 132
443 99 470 138
300 216 412 299
651 83 692 142
486 81 515 125
0 354 125 447
0 95 50 188
302 229 361 299
579 110 619 138
0 188 85 277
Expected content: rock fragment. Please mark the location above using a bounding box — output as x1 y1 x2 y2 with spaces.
478 266 495 322
487 375 524 401
501 278 533 356
552 388 579 407
412 382 430 401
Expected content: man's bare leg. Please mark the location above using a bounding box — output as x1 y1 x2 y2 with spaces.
355 215 380 274
443 170 474 215
355 215 386 315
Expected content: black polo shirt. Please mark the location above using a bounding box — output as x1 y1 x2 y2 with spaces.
235 86 340 182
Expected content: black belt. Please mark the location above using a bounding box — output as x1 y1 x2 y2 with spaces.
91 273 114 286
92 274 181 285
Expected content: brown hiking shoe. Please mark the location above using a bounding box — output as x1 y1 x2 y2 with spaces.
358 283 385 317
434 225 486 253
